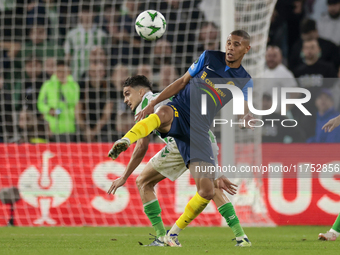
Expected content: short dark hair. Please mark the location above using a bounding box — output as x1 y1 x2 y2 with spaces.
328 0 340 5
56 60 68 67
230 30 250 42
123 75 152 90
25 55 42 64
201 21 218 30
303 37 319 46
104 3 113 10
300 19 317 34
81 4 92 13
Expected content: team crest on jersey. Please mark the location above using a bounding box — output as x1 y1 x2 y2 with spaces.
190 58 199 70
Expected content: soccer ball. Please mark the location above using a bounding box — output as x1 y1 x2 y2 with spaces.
135 10 166 41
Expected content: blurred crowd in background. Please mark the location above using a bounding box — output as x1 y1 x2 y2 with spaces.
0 0 340 144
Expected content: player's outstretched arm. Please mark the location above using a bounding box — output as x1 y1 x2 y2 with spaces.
135 71 192 121
322 115 340 133
107 136 150 195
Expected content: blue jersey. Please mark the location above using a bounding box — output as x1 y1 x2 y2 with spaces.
162 50 253 167
174 50 253 130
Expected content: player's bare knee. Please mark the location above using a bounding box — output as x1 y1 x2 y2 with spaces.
212 188 229 207
136 175 146 191
197 187 215 200
136 174 154 191
155 105 172 123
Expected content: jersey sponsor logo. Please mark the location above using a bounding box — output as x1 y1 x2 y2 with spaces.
201 71 207 80
200 72 227 99
199 83 223 106
200 88 217 106
210 156 214 160
170 105 179 117
227 81 235 85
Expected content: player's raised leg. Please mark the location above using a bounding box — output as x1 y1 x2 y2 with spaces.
319 213 340 241
108 105 173 160
213 188 251 247
136 162 167 246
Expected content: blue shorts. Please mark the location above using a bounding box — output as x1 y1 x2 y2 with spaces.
159 102 215 168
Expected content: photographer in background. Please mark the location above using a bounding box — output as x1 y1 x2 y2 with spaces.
37 60 79 142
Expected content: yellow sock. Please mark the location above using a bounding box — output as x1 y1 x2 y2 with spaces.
176 192 210 229
123 113 161 144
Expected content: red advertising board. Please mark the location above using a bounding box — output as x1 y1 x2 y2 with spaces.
262 144 340 225
0 143 339 226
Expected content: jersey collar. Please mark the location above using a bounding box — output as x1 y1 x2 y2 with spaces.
136 91 154 111
141 91 153 102
225 64 243 71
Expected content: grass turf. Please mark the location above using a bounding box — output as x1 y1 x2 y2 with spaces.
0 226 339 255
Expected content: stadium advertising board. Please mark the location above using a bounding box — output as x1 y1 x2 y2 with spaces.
0 143 339 226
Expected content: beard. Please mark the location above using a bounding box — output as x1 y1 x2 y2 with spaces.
226 59 236 64
329 12 340 19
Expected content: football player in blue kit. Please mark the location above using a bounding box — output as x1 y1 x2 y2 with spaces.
108 30 255 246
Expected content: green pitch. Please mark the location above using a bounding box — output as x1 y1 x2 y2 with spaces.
0 226 339 255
